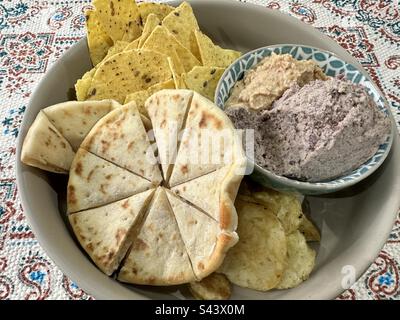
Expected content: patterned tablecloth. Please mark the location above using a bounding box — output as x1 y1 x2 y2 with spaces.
0 0 399 300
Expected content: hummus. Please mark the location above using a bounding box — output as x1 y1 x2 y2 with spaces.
226 53 328 110
225 78 391 181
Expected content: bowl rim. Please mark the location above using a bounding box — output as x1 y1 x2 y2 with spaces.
215 43 395 192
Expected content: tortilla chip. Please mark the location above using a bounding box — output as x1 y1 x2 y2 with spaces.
138 2 174 22
162 2 200 57
124 79 175 116
103 40 129 60
138 14 160 48
194 30 241 68
219 200 287 291
93 0 142 42
86 49 171 103
124 38 140 51
85 9 113 66
142 26 185 75
168 57 186 89
299 215 321 242
276 231 316 289
75 69 95 101
183 66 224 101
190 273 232 300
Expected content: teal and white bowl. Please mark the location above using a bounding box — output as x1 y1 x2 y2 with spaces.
215 44 394 195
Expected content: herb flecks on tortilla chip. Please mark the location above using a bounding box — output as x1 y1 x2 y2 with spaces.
162 2 200 58
93 0 142 43
85 9 113 66
87 49 171 103
183 66 224 101
138 2 174 22
195 30 241 68
138 13 160 48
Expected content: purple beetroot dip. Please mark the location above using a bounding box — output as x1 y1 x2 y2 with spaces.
225 78 391 181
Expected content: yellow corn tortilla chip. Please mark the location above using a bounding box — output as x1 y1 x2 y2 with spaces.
85 9 113 66
87 49 171 103
183 66 224 101
124 38 140 51
276 231 316 289
103 40 129 61
75 69 95 101
167 57 186 89
162 2 200 58
138 2 174 22
142 26 185 75
138 14 160 48
194 30 241 68
93 0 142 42
124 79 175 116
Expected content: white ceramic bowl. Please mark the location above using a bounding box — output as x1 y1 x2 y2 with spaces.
215 44 394 195
16 0 400 299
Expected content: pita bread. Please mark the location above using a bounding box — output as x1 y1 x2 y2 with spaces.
166 190 237 280
67 148 153 213
21 111 75 174
43 100 113 151
118 187 196 285
145 89 193 180
69 189 155 275
168 92 242 187
171 166 231 222
81 101 162 184
189 273 231 300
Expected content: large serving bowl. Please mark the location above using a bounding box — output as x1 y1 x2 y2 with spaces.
215 44 394 195
16 0 400 299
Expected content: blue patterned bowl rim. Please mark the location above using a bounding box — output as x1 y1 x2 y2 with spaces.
215 44 394 191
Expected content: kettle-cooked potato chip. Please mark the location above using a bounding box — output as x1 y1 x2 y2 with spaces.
276 230 316 289
85 9 113 66
299 215 321 242
138 2 174 22
219 200 287 291
75 69 95 101
86 49 171 103
183 66 224 101
189 273 232 300
93 0 142 42
194 30 241 68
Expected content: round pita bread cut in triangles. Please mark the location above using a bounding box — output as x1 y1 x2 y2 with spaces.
43 100 113 151
118 187 196 285
145 89 193 180
21 111 75 174
81 101 162 184
67 148 154 213
168 92 243 187
69 188 155 275
166 190 238 280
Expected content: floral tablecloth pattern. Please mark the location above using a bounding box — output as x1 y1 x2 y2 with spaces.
0 0 399 300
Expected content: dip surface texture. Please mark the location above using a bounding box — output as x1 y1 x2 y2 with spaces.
226 53 328 111
226 78 391 181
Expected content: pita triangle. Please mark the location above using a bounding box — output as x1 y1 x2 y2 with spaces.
21 111 75 174
81 102 162 184
69 189 155 275
171 166 231 221
145 89 193 180
166 190 233 279
67 148 153 213
118 187 196 285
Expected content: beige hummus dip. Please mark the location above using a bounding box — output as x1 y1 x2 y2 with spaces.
226 53 328 110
